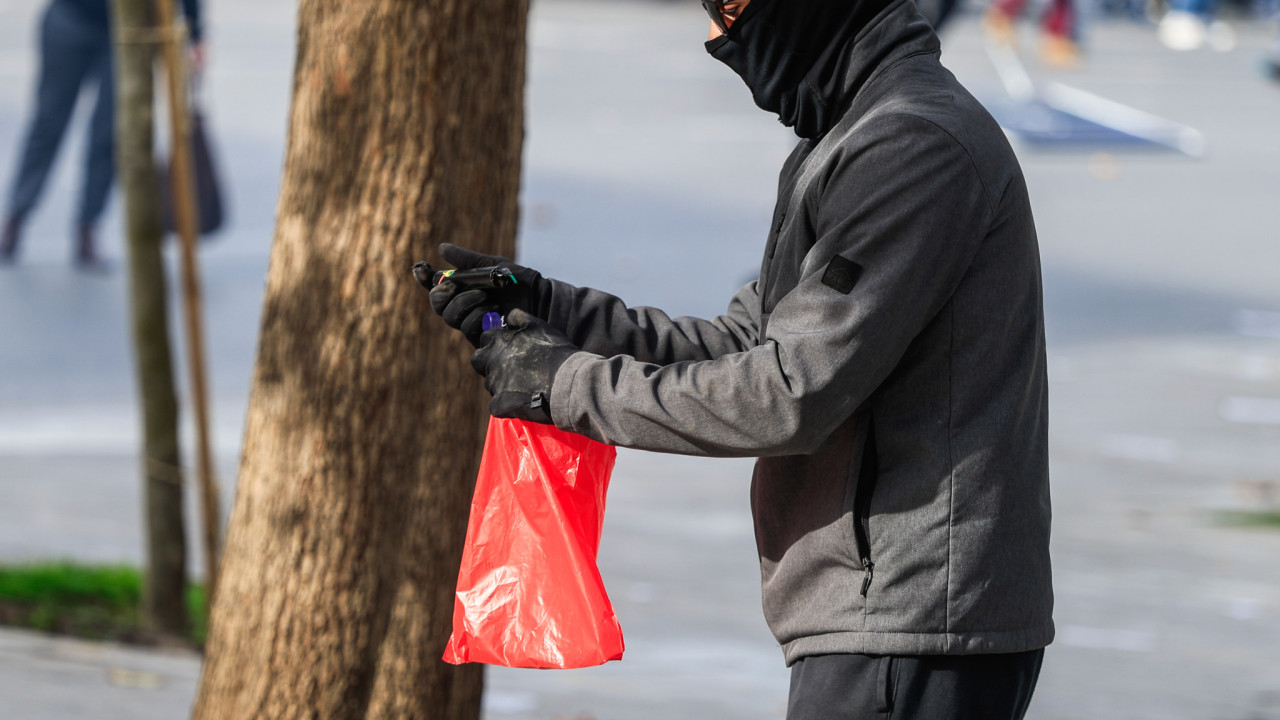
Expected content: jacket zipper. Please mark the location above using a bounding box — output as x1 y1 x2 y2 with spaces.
853 417 878 597
758 208 787 320
759 140 812 314
767 209 786 260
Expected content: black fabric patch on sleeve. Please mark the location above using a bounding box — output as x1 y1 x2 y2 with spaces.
821 255 862 295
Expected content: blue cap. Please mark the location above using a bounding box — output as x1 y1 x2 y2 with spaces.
482 312 505 332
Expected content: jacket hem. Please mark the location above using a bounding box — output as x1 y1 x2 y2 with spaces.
779 622 1055 666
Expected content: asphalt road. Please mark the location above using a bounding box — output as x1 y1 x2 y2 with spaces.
1 0 1279 718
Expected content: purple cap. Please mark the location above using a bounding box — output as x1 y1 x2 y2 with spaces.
482 312 504 332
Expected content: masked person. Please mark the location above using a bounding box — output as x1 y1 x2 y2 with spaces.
428 0 1052 717
0 0 205 269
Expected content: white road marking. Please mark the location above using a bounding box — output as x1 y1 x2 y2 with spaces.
1059 625 1156 652
1099 434 1179 463
1220 397 1280 425
1233 309 1280 340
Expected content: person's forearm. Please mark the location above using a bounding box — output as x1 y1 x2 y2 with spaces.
546 280 759 364
550 345 827 457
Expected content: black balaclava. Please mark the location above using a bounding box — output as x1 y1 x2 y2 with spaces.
706 0 896 138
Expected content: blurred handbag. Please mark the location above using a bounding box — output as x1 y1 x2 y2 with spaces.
160 99 226 238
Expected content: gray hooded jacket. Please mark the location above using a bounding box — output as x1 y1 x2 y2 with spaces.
543 0 1053 663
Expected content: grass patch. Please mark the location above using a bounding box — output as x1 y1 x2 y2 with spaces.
0 562 205 648
1213 509 1280 531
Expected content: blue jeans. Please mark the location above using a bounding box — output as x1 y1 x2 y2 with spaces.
5 0 115 229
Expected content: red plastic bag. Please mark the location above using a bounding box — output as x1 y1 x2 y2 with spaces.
443 417 624 669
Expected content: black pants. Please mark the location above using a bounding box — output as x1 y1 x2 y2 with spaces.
786 650 1044 720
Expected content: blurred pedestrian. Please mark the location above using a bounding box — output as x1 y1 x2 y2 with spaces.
0 0 204 270
1267 25 1280 80
428 0 1053 717
983 0 1083 67
1157 0 1238 51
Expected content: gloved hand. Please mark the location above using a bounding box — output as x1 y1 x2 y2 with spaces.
471 309 580 425
428 243 550 346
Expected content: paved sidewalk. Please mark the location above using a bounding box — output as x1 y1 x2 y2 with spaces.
0 627 200 720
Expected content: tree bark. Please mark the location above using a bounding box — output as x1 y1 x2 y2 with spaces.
191 0 527 717
112 0 189 639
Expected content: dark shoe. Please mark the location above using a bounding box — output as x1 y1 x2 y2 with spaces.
0 216 20 264
74 225 111 273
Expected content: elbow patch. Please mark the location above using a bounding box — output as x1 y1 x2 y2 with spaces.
821 255 863 295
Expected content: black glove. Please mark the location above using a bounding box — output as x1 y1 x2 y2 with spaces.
470 309 580 425
428 243 550 346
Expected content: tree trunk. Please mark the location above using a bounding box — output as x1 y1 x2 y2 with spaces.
112 0 189 639
191 0 528 716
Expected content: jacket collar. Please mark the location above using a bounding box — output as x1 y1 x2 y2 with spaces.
790 0 941 139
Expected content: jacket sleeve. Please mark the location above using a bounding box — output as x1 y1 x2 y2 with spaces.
549 115 995 457
545 280 761 364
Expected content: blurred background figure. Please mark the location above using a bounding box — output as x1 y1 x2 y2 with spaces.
1156 0 1239 50
982 0 1083 67
1267 19 1280 79
0 0 203 270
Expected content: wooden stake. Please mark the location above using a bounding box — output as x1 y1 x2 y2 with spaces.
151 0 221 604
